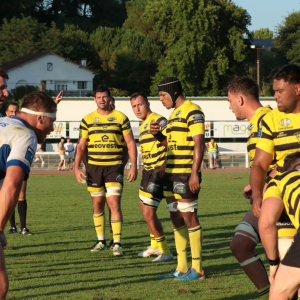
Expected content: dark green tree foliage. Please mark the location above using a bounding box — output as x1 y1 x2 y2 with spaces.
274 12 300 64
90 27 163 95
251 28 273 39
139 0 251 96
0 16 99 69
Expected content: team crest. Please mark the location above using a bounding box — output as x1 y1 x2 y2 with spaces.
173 182 186 194
159 119 168 129
248 124 254 131
116 174 124 183
94 117 101 122
192 114 203 121
176 110 182 116
144 123 148 130
279 118 292 127
147 183 159 193
102 125 108 130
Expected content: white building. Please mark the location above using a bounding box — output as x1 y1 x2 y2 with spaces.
0 52 96 96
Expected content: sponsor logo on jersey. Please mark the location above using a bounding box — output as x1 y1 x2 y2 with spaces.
279 118 292 127
294 131 300 142
248 124 254 131
144 123 148 130
25 146 35 164
91 183 97 186
95 143 118 149
102 135 109 142
159 119 168 129
102 125 108 130
94 117 101 122
192 114 203 121
116 174 124 183
277 132 287 138
176 110 182 116
124 121 131 130
257 125 263 138
173 182 186 194
108 117 117 122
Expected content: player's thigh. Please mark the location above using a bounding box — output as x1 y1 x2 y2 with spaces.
270 264 300 299
139 169 163 210
86 164 105 200
104 165 123 207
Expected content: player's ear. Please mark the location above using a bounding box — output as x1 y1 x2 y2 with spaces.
239 95 244 107
36 115 43 124
295 83 300 96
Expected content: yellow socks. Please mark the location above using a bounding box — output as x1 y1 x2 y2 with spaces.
258 284 270 300
155 235 171 255
93 212 105 240
111 220 122 244
174 225 189 272
151 234 159 249
188 225 202 273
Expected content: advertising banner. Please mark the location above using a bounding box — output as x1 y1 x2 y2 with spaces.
213 121 249 138
205 122 211 138
69 122 81 139
46 122 67 139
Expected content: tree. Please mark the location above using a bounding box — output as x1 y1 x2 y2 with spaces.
274 12 300 64
140 0 251 96
90 27 163 95
251 28 273 39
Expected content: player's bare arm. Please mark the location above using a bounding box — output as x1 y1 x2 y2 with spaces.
74 137 87 183
250 148 273 217
150 120 167 148
0 166 25 241
259 197 283 284
54 90 63 104
124 131 137 182
189 134 205 194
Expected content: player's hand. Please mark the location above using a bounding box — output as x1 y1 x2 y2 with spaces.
243 184 252 201
158 166 165 178
269 264 279 285
127 167 137 182
75 168 86 184
252 197 262 217
189 173 201 194
0 231 7 247
55 90 63 104
150 120 160 136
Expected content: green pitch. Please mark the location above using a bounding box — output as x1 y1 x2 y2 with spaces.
5 172 265 300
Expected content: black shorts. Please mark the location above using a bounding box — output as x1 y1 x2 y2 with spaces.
163 172 202 200
281 229 300 268
86 164 123 192
139 169 164 207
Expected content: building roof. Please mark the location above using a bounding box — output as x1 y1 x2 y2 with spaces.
252 39 274 47
0 52 96 73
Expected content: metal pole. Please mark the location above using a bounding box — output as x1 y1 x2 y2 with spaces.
257 48 260 90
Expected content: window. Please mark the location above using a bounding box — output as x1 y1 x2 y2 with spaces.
55 81 68 90
47 63 53 71
78 81 87 89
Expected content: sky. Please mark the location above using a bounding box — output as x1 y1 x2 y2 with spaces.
233 0 300 34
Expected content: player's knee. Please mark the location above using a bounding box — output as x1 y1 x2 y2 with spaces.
177 200 198 213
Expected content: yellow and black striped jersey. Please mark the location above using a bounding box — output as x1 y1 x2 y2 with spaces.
139 112 167 171
247 105 272 169
79 109 131 166
256 108 300 174
264 169 300 230
165 100 205 174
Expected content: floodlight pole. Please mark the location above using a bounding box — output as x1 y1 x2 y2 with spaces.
256 48 264 90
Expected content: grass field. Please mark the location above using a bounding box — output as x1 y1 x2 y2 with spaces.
4 172 267 300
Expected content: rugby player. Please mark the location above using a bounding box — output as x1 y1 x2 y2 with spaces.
130 92 173 262
5 102 32 235
259 152 300 300
74 85 137 256
227 77 272 299
251 65 300 218
151 77 205 280
0 90 56 300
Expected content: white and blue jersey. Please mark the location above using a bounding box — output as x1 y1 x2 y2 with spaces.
0 116 37 180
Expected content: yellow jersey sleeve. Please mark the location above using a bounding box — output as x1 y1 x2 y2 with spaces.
186 108 205 136
79 117 89 139
256 112 274 155
263 178 282 202
122 116 132 136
